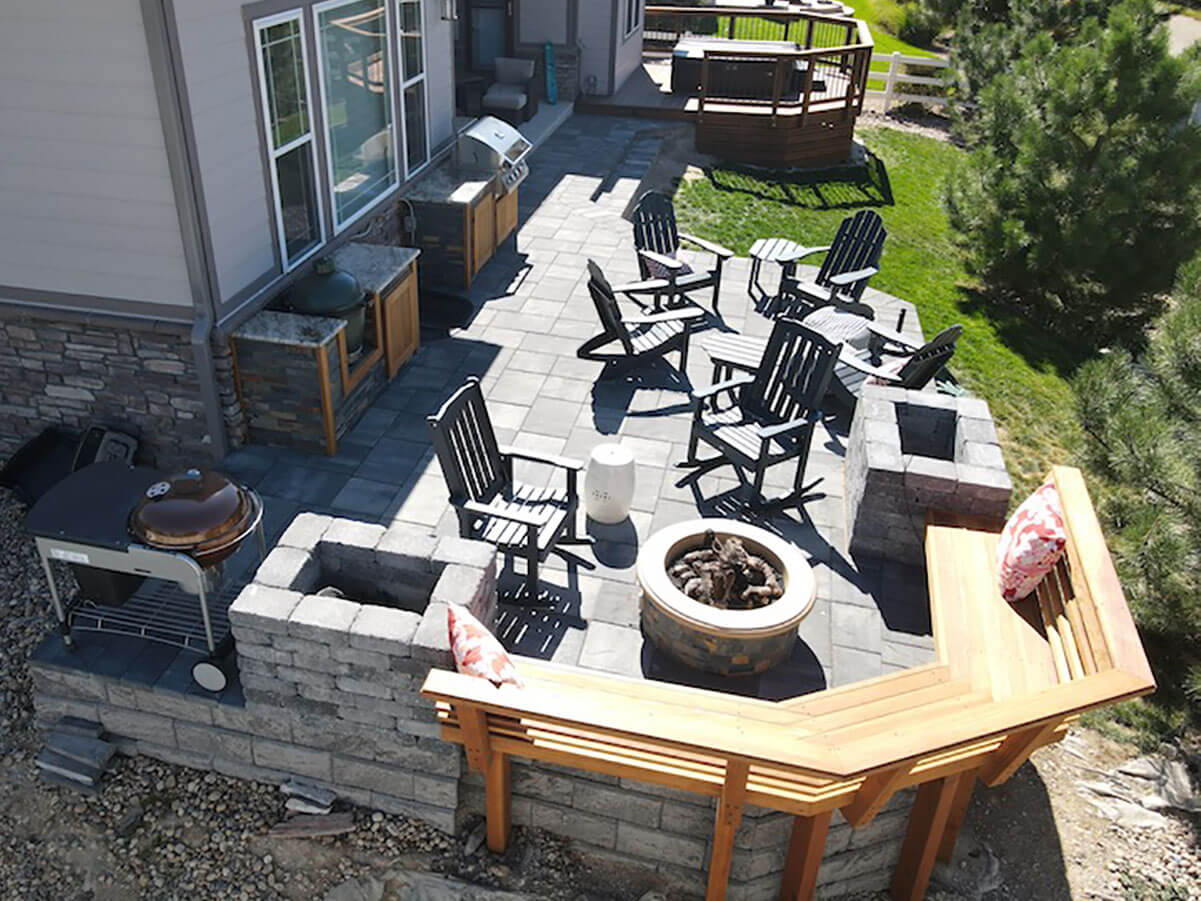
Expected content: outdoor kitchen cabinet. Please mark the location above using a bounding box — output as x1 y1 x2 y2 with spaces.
405 163 501 292
232 244 420 456
495 187 519 246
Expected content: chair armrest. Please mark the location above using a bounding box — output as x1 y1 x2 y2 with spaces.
863 320 918 351
758 413 822 441
638 249 685 272
499 445 584 472
691 373 754 401
462 499 550 528
779 244 831 262
827 266 879 287
623 307 706 326
610 276 674 295
679 232 734 259
838 353 902 383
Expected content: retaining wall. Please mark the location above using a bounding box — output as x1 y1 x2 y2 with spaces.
30 512 910 900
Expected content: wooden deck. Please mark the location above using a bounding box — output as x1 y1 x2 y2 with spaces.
424 466 1156 900
577 6 873 167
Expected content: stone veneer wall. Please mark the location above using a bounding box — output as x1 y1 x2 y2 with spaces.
31 513 911 900
0 307 245 469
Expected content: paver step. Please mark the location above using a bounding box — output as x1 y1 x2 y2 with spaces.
53 716 104 739
36 749 102 786
46 731 115 771
40 770 101 796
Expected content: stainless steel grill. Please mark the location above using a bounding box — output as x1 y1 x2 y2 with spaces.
455 115 532 194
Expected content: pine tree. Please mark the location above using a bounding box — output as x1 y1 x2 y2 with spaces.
945 0 1201 349
1075 258 1201 713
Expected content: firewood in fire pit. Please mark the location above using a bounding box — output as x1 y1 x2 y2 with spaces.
667 529 783 610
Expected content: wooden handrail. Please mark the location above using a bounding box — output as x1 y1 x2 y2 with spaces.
646 4 866 29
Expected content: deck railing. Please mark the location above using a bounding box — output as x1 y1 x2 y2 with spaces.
645 6 874 124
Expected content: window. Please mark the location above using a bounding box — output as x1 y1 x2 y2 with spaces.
254 12 324 269
623 0 642 38
398 0 429 174
314 0 398 230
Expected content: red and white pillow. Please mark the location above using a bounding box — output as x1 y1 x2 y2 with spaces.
643 253 693 282
867 355 910 386
996 482 1067 603
447 606 524 688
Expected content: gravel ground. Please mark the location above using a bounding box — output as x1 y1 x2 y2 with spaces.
3 480 1199 901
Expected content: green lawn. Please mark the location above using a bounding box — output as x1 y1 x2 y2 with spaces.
673 127 1080 499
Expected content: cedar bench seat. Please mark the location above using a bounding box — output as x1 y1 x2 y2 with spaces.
421 466 1155 901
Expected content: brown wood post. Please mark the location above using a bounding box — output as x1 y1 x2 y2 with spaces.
778 810 832 900
699 54 710 121
798 60 815 130
805 19 814 48
706 759 750 901
485 752 512 853
980 721 1059 787
840 764 906 828
937 770 977 863
771 58 785 126
891 773 963 901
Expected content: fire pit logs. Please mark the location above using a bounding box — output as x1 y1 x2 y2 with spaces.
667 529 784 610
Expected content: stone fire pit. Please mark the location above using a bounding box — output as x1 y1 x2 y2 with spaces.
637 519 815 676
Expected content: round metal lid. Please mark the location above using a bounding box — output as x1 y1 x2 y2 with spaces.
129 468 251 550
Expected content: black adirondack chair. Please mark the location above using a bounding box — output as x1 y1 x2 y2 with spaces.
576 260 705 373
632 191 733 312
678 319 839 509
832 324 963 408
428 379 592 600
773 210 886 317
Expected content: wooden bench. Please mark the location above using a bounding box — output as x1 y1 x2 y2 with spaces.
422 466 1154 901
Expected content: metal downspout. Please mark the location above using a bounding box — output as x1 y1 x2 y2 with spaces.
190 311 229 461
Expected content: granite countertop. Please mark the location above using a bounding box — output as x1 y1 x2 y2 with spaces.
332 243 420 296
233 309 344 349
402 159 494 206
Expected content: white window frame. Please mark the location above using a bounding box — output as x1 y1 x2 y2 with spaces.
312 0 401 234
623 0 642 38
396 0 432 178
253 10 326 273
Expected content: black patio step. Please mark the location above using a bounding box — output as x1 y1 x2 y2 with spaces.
53 716 104 739
46 731 115 771
39 770 101 797
36 749 102 786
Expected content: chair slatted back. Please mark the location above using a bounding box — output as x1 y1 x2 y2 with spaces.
814 210 886 301
895 325 963 391
586 260 635 356
632 191 681 258
428 378 508 504
745 319 839 425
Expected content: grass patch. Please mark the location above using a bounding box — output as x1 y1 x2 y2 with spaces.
673 127 1080 499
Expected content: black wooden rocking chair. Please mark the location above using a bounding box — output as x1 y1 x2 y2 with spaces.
832 324 963 408
678 319 839 509
632 191 733 313
576 260 704 373
773 210 886 317
428 379 592 601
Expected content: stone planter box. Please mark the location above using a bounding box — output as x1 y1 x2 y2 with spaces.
637 519 816 676
845 385 1013 566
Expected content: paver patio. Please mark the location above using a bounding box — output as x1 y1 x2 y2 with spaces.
222 114 934 700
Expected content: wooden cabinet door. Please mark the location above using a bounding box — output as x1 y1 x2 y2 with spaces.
495 188 518 246
383 265 420 378
471 192 496 279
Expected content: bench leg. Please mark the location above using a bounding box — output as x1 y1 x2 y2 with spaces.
485 752 512 853
937 770 977 863
890 773 962 901
779 810 832 900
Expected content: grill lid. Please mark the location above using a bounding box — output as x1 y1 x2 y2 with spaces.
129 468 255 560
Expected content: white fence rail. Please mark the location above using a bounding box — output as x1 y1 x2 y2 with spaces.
865 52 951 111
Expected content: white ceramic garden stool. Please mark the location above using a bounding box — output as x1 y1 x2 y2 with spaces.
584 444 636 524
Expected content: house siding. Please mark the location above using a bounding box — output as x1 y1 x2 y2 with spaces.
577 0 616 96
0 0 193 308
613 1 644 95
171 0 457 308
172 0 278 307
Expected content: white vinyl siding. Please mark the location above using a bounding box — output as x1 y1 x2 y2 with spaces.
0 0 193 307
